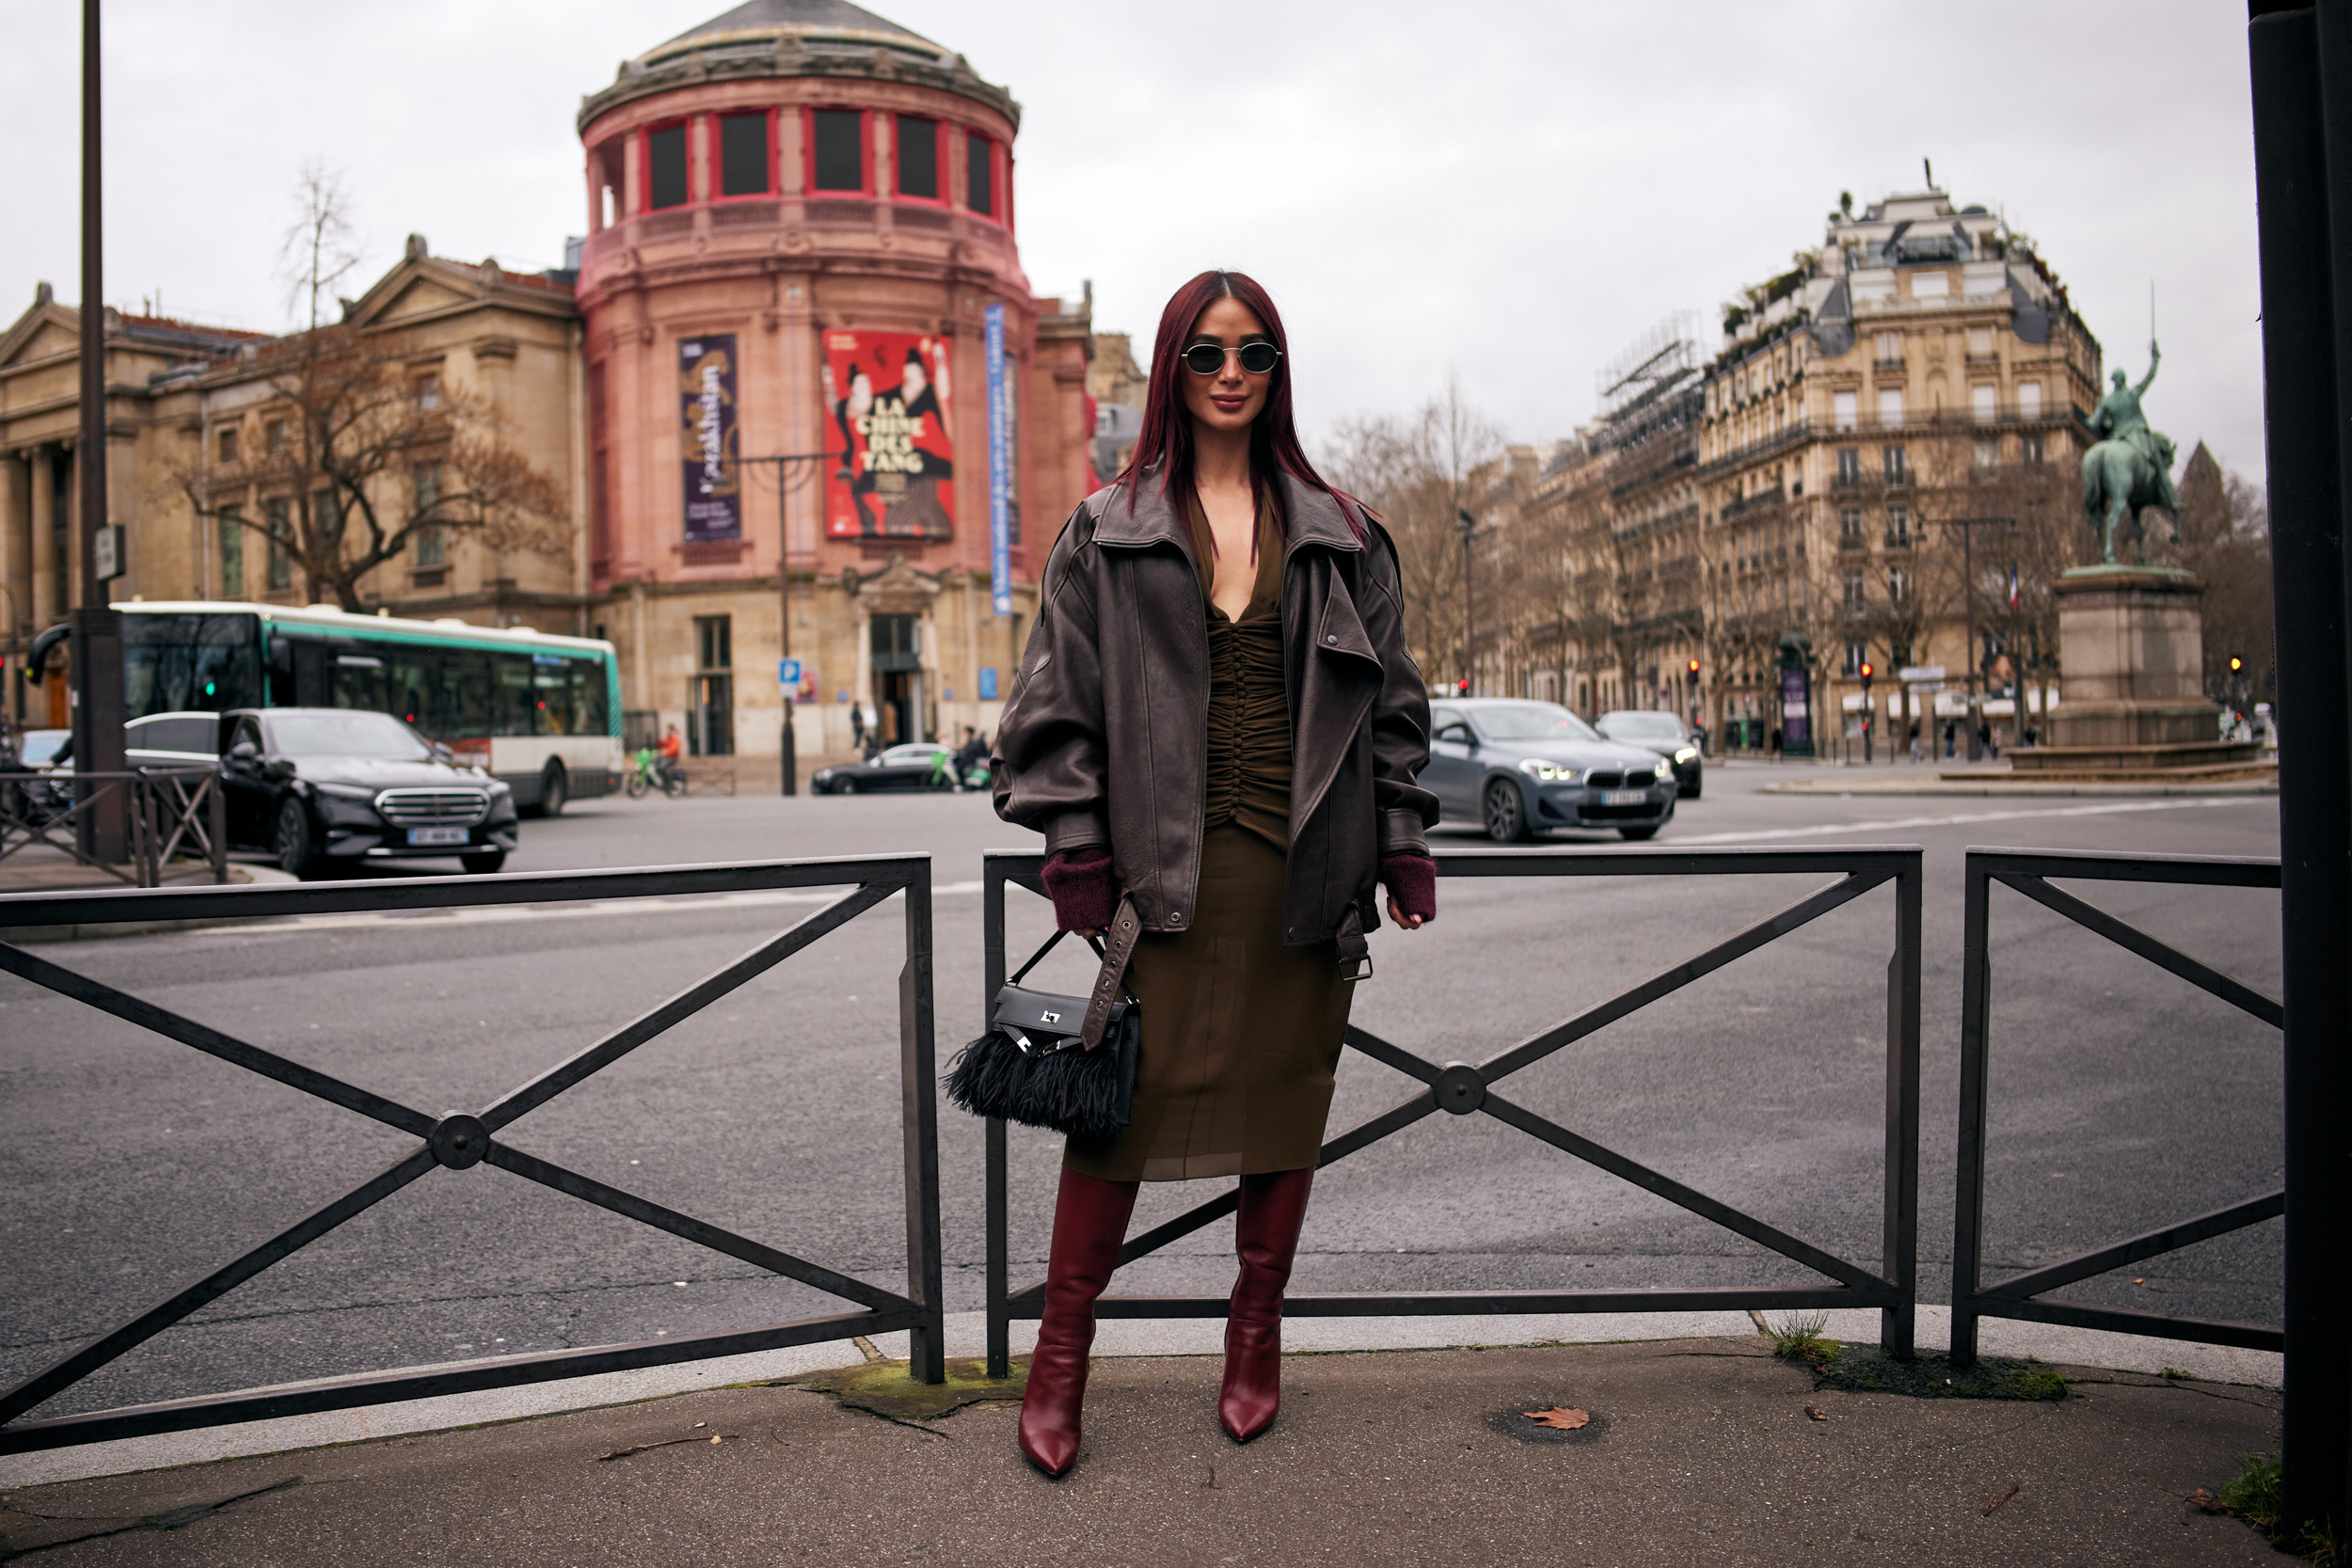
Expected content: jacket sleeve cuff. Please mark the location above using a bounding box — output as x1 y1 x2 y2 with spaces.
1380 855 1437 922
1376 807 1430 859
1042 809 1110 856
1041 847 1119 932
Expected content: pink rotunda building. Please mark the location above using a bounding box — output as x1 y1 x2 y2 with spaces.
575 0 1095 761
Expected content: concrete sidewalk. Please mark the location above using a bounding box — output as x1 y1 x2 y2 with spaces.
0 1332 2282 1566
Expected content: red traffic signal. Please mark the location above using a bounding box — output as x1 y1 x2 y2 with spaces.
1455 679 1470 696
1686 658 1700 677
1859 661 1874 681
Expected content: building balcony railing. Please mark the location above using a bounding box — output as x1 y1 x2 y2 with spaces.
1703 404 2078 476
1873 356 1906 374
1720 485 1786 520
1883 531 1915 550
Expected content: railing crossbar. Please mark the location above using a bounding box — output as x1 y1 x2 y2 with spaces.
1480 1092 1883 1290
0 1148 439 1429
1978 1296 2283 1354
1478 866 1893 1084
1995 873 2284 1028
0 941 440 1138
479 879 895 1133
1979 1190 2285 1304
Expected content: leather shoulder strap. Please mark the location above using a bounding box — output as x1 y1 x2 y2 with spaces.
1080 893 1142 1050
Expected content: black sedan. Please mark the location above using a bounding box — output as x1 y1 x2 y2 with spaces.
1424 699 1678 842
220 707 517 878
1596 710 1705 798
813 742 963 795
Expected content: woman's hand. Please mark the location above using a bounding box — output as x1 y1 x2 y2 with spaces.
1385 897 1428 931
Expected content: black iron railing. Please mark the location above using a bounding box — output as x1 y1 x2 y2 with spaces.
981 846 1923 1376
0 854 943 1455
0 768 227 888
1951 847 2283 1367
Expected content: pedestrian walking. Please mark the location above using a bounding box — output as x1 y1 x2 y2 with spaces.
1908 721 1923 764
1944 720 1957 758
850 704 866 754
991 269 1437 1479
1979 720 1997 759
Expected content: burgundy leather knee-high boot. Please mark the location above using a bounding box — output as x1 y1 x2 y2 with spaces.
1219 1167 1314 1443
1019 1167 1139 1477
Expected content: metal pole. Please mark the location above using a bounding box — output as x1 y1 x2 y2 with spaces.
1457 507 1476 694
777 465 795 797
71 0 127 864
2250 0 2352 1540
1962 521 1979 761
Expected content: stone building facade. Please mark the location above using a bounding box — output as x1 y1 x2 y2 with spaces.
574 0 1094 760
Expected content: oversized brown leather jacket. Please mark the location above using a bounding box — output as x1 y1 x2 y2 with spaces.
992 467 1436 962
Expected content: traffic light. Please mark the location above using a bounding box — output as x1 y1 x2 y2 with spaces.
1455 679 1470 696
2229 654 2243 674
1686 657 1700 679
1858 660 1874 682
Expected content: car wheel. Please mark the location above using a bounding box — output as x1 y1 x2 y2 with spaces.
1483 779 1529 843
460 850 507 875
838 778 859 795
1618 824 1661 841
274 797 322 879
536 763 568 817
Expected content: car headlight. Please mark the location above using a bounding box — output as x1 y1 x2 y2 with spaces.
313 782 376 801
485 779 512 797
1673 747 1698 764
1518 759 1580 783
1653 758 1675 781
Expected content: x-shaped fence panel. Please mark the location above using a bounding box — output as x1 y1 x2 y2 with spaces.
1952 847 2282 1367
982 846 1923 1376
0 855 944 1455
0 768 226 888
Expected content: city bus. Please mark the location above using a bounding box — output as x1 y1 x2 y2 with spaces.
114 602 621 814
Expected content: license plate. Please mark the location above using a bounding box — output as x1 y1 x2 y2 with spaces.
408 827 469 847
1601 789 1649 806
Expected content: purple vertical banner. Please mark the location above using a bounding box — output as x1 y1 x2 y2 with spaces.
1780 664 1811 747
678 334 741 542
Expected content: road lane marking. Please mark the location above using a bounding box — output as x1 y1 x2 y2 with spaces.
183 879 987 937
1667 797 2259 844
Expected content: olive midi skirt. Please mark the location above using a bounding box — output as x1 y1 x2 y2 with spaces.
1064 827 1354 1182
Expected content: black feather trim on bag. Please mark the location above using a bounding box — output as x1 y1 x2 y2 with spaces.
945 929 1138 1139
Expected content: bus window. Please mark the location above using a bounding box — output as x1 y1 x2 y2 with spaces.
387 653 435 730
333 652 386 713
570 657 611 736
121 612 262 717
435 652 492 739
532 655 571 735
494 654 535 736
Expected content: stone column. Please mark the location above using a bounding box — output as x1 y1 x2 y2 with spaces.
0 450 26 644
27 445 56 626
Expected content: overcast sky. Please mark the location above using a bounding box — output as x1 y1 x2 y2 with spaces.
2 0 2265 480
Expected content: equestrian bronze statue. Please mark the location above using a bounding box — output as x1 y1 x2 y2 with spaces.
2080 341 2182 565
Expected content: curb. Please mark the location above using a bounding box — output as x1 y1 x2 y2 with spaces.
1761 779 2279 799
0 863 300 944
0 1305 2280 1490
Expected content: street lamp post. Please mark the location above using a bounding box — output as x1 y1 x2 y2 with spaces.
1456 507 1476 696
730 450 832 796
71 0 128 863
1936 515 2016 764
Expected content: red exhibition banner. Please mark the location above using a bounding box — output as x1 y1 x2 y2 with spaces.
821 331 956 540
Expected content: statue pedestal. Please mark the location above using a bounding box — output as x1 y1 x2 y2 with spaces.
2009 566 2266 780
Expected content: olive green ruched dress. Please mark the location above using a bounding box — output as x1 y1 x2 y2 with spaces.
1064 499 1355 1183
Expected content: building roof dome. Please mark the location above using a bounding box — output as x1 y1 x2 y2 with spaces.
641 0 943 69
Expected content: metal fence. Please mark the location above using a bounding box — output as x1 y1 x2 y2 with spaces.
981 845 1924 1378
0 853 943 1456
1951 847 2283 1368
0 768 227 888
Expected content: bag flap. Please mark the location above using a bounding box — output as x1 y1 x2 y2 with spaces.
994 983 1089 1037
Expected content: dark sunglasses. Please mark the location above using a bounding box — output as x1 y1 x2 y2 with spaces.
1182 341 1281 376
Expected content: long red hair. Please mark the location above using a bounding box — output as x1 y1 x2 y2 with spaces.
1115 270 1359 545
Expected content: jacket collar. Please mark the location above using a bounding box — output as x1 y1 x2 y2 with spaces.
1092 466 1362 556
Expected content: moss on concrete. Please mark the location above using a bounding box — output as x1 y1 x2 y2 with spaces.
777 1357 1028 1420
1798 1342 2068 1402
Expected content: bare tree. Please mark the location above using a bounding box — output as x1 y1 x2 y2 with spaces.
279 160 364 332
2166 443 2273 705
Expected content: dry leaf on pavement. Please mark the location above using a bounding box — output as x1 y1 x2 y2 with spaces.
1523 1407 1590 1430
1805 1406 1827 1421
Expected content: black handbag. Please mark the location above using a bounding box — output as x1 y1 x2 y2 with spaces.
945 926 1140 1139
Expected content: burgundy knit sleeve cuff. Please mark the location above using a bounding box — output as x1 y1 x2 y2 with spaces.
1381 854 1437 923
1041 847 1119 932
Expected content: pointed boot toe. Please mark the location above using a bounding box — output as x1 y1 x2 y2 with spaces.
1218 1386 1279 1443
1018 1406 1081 1477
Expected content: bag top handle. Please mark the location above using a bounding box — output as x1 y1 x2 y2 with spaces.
1005 925 1135 1006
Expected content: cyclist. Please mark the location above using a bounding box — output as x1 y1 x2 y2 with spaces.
657 723 684 787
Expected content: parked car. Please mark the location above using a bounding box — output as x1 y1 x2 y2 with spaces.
218 707 517 878
125 711 228 772
3 727 72 823
1596 709 1705 798
812 742 965 795
1424 699 1678 842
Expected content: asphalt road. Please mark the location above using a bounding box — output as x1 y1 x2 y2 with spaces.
0 760 2282 1422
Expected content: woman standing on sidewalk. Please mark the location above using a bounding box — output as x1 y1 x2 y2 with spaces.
991 270 1438 1478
